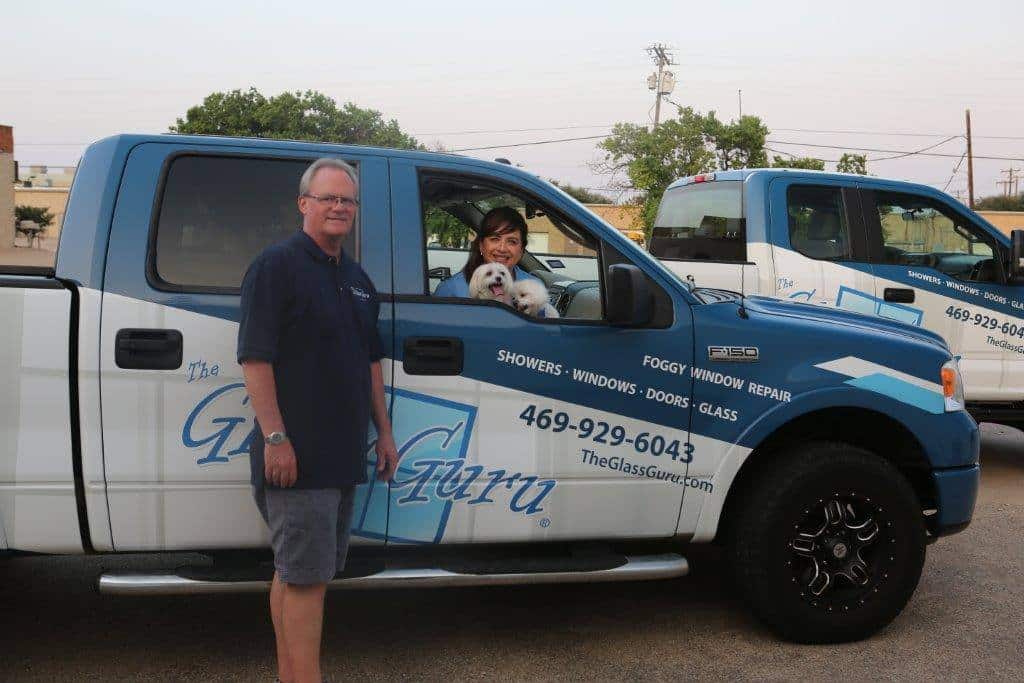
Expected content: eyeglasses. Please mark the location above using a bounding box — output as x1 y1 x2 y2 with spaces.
303 193 360 209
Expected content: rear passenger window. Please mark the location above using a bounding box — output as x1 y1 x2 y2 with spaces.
787 186 852 261
650 181 746 262
152 155 357 291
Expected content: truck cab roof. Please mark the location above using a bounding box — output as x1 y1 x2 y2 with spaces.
666 168 969 206
90 132 542 181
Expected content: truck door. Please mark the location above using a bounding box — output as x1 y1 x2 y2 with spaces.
99 144 392 550
376 159 694 545
861 188 1018 401
767 179 876 312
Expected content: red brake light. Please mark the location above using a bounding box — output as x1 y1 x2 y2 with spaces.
692 173 716 183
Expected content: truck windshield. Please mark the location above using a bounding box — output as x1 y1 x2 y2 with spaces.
650 181 746 262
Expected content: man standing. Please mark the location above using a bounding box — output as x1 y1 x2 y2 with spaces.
237 158 398 683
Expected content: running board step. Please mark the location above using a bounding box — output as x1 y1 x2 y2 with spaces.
98 553 688 595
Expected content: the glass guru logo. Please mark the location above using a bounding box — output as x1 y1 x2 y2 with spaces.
182 385 555 543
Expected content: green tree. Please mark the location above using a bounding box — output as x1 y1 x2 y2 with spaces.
771 155 825 171
171 87 419 149
975 194 1024 211
15 205 55 228
423 207 472 248
551 180 613 204
598 108 716 231
837 153 868 175
702 113 769 170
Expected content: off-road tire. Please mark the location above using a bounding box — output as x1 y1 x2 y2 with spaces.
726 442 927 643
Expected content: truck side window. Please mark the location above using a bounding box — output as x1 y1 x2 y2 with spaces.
872 191 996 282
152 155 357 291
787 186 852 261
650 181 746 262
421 174 603 320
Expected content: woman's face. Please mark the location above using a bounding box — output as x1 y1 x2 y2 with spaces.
479 225 524 270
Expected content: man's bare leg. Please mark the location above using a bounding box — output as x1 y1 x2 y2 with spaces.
270 572 294 682
282 581 328 683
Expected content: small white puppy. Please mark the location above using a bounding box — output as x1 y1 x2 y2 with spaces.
468 263 513 305
509 278 560 318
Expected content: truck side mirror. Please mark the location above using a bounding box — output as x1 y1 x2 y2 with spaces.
607 264 652 327
1010 230 1024 283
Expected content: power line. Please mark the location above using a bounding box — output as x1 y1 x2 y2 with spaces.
773 127 1024 141
456 134 972 159
17 128 1024 165
766 147 842 164
16 125 1024 146
767 138 1024 162
452 135 608 152
863 135 962 162
415 124 628 136
943 152 968 192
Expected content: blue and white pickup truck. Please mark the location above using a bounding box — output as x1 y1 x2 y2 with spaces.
652 169 1024 427
1 135 980 643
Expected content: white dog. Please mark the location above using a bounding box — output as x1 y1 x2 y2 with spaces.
509 278 560 318
468 263 513 305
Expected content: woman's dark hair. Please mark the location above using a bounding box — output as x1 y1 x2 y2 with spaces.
461 206 530 281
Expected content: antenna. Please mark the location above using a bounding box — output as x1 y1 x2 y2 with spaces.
738 264 749 319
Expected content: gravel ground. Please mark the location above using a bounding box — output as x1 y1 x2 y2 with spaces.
3 423 1021 681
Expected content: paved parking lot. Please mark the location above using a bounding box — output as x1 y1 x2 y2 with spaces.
2 423 1022 681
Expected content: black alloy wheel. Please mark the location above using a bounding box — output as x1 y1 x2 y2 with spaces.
726 442 927 643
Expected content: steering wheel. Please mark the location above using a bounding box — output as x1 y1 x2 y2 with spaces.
967 258 993 282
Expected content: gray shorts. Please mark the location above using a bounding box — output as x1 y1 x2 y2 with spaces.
253 486 356 585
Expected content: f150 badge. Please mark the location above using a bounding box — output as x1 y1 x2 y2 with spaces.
708 346 759 362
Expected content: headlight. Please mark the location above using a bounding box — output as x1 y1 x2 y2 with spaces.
941 359 965 412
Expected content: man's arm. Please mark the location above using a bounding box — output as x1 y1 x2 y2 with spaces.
242 360 297 487
370 361 399 481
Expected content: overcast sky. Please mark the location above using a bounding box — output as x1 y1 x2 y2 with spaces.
5 0 1023 202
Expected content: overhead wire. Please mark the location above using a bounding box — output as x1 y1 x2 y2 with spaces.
19 124 1024 146
943 152 969 192
864 135 962 161
452 135 608 152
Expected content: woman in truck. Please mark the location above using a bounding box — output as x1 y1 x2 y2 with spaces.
434 206 545 297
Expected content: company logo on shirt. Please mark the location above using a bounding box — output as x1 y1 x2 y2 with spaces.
349 286 371 301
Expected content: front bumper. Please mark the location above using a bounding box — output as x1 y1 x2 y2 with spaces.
930 464 981 537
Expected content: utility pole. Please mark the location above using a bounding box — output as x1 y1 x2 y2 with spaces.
1002 167 1023 197
646 44 676 128
738 89 743 118
966 109 975 209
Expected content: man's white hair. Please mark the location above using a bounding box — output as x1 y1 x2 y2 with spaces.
299 158 359 195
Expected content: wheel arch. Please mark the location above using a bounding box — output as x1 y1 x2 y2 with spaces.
708 407 935 543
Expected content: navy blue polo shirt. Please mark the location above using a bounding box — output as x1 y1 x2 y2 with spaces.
237 230 385 490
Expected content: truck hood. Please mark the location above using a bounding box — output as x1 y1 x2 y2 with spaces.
695 290 950 352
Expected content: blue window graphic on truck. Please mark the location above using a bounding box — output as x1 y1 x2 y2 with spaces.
183 384 555 544
353 388 556 544
836 285 924 326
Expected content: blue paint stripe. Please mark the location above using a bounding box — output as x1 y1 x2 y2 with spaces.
845 373 945 414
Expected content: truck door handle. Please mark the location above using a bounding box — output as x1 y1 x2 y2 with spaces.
115 329 183 370
884 288 915 303
403 337 463 375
